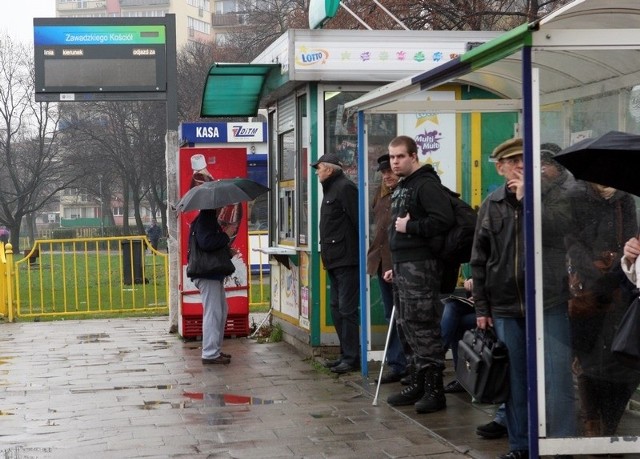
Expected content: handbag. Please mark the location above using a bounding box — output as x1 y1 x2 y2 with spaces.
568 202 622 319
455 327 509 404
186 231 235 278
611 294 640 370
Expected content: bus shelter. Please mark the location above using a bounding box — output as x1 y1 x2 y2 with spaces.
345 0 640 456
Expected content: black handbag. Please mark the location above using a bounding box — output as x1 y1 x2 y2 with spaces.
186 231 235 278
456 327 509 404
611 295 640 370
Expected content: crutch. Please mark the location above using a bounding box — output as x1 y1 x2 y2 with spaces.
372 305 396 406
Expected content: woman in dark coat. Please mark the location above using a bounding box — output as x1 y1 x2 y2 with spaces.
565 181 640 436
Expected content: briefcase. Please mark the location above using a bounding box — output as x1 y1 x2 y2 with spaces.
455 327 509 404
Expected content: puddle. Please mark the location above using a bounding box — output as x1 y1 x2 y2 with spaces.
77 333 110 343
183 392 285 406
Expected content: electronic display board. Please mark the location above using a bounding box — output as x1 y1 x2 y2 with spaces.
34 18 169 102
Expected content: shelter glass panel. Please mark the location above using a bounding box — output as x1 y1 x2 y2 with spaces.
534 48 640 450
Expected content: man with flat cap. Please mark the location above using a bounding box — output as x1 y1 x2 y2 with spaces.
470 137 528 459
312 152 360 374
366 154 407 383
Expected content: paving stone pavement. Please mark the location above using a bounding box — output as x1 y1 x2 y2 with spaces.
0 317 507 459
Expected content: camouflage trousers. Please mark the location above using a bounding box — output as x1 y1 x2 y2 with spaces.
393 258 445 369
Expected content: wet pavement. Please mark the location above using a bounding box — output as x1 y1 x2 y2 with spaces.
0 317 512 458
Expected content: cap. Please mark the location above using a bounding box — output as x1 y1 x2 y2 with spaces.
191 154 207 171
491 138 523 161
311 153 342 169
376 154 391 171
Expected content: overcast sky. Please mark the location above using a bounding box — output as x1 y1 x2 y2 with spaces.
0 0 56 44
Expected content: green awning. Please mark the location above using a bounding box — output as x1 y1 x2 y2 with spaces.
200 63 279 118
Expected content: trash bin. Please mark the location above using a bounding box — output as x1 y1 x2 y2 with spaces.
121 240 146 285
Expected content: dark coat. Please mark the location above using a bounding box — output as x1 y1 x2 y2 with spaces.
366 185 393 276
471 185 525 319
319 169 359 270
389 164 454 263
565 182 640 382
189 210 230 281
540 169 575 308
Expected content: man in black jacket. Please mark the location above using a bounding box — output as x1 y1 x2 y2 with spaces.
471 137 527 459
383 135 455 414
312 153 360 374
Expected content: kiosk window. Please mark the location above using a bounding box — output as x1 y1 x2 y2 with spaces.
297 94 308 246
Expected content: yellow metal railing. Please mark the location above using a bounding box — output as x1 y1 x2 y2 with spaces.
8 233 270 321
0 242 15 321
14 236 169 319
248 230 270 308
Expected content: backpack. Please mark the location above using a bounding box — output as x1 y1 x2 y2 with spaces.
439 186 478 265
439 187 478 293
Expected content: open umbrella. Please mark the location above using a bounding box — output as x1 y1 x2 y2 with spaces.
175 178 270 212
554 130 640 196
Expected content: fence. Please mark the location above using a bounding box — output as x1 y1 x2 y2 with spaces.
14 236 168 319
1 232 270 321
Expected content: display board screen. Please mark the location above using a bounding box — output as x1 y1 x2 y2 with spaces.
34 18 167 101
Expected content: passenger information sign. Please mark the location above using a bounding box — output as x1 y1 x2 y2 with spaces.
34 18 168 102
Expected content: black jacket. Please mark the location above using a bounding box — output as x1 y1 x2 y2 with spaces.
189 210 230 281
471 185 525 319
319 170 359 269
389 164 454 263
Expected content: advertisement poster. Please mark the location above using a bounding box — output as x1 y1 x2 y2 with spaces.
397 91 457 190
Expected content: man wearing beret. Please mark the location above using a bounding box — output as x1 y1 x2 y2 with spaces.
470 137 528 459
384 135 455 414
366 154 407 383
312 153 360 374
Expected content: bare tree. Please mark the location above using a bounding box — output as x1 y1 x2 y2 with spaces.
59 100 166 236
0 34 83 251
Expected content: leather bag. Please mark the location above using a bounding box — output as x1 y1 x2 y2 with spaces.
611 294 640 370
456 327 509 404
186 231 235 278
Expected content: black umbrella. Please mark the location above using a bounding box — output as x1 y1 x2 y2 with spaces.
554 130 640 196
176 178 270 212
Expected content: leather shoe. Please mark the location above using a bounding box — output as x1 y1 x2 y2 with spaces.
375 372 404 384
330 362 358 374
443 380 465 393
476 420 507 439
202 355 230 365
323 358 341 368
220 352 232 359
400 374 411 385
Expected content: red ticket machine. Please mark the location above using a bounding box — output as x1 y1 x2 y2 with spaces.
178 146 249 338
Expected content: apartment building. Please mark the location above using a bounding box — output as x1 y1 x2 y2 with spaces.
55 0 214 48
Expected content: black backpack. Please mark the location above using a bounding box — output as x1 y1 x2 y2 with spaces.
440 186 478 264
439 187 478 293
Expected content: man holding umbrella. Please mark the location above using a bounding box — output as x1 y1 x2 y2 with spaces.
312 153 360 374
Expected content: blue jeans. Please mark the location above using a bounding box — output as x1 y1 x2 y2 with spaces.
543 304 576 437
377 275 407 375
493 317 528 452
440 297 476 369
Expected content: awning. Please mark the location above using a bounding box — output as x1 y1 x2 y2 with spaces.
200 63 279 118
346 0 640 114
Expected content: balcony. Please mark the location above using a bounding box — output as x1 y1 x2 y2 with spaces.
211 14 242 27
57 0 107 11
119 0 170 7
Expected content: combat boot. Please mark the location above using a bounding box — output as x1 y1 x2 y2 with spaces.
387 365 425 406
414 364 446 414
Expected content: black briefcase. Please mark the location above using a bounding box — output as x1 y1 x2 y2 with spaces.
455 327 509 404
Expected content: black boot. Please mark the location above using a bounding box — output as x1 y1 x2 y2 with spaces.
414 364 446 414
387 365 425 406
